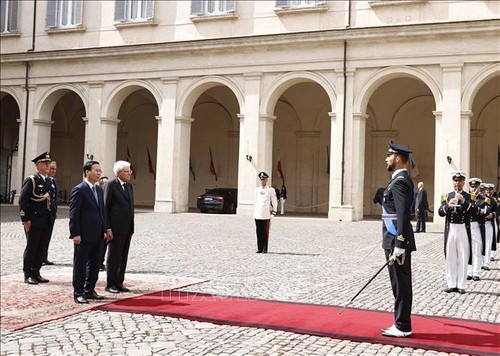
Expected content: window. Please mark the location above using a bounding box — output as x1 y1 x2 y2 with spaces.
276 0 325 9
191 0 236 17
1 0 18 34
115 0 155 23
46 0 83 29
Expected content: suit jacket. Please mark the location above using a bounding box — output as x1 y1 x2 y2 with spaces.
382 170 416 252
19 173 53 229
69 181 108 242
104 178 134 234
415 188 428 211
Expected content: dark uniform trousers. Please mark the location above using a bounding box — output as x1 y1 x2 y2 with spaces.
24 227 52 278
255 219 270 253
385 249 413 332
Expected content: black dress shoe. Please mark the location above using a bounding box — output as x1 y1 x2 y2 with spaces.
444 287 458 293
85 291 105 300
74 295 89 304
24 276 39 285
256 251 262 253
457 289 466 294
467 275 472 280
117 286 130 292
105 286 120 294
42 260 54 266
35 275 49 283
472 276 480 281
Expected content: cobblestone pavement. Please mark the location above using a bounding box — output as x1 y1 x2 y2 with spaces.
1 204 499 355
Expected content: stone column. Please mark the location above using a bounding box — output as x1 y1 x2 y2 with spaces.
470 126 484 176
19 84 38 181
351 112 369 221
237 73 262 216
99 117 119 177
155 77 178 213
173 116 194 212
258 113 276 177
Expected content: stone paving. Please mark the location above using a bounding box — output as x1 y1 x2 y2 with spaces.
1 204 499 355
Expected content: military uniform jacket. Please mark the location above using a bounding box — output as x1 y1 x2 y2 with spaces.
470 193 492 255
19 173 54 229
485 197 497 251
253 186 278 220
382 170 416 252
438 191 477 263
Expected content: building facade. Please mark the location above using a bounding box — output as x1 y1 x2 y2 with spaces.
1 0 499 221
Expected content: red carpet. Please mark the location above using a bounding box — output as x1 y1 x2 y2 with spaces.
95 291 500 356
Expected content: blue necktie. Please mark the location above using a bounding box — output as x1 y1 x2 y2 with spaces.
92 185 99 205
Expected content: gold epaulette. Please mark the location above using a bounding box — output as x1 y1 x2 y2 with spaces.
441 194 448 202
485 197 490 205
471 194 477 202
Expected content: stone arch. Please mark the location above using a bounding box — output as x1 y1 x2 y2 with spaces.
462 63 500 112
35 84 88 123
177 76 244 118
0 87 23 110
103 80 162 119
353 66 442 115
261 71 336 115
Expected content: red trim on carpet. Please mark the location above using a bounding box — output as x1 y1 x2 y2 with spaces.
95 291 500 356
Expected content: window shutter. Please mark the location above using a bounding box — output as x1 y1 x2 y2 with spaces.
145 0 155 19
276 0 289 8
191 0 203 15
225 0 236 12
10 0 18 31
46 0 58 28
114 0 126 22
74 0 83 26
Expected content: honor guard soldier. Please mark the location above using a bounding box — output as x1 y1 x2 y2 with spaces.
438 171 478 294
19 152 55 284
466 178 491 281
482 183 497 270
380 141 416 338
253 172 278 254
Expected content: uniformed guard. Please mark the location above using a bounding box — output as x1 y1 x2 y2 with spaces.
19 151 55 284
438 171 478 294
380 141 415 338
253 171 278 254
482 183 497 270
466 178 491 281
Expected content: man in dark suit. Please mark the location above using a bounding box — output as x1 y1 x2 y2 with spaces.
414 181 429 233
381 141 416 338
69 160 111 303
43 160 58 265
104 161 135 294
19 152 55 284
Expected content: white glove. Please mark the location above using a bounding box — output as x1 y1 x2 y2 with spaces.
392 247 406 258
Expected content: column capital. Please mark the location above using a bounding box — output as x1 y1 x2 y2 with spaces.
32 119 54 127
88 81 104 88
100 117 121 125
243 72 263 79
432 110 442 120
296 131 321 138
259 113 276 122
370 130 398 138
237 113 245 123
328 112 337 121
21 84 37 91
460 110 473 120
155 115 162 123
471 129 484 138
353 112 369 121
161 77 179 84
175 116 195 125
440 63 464 72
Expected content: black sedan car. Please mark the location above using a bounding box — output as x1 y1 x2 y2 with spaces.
197 188 237 214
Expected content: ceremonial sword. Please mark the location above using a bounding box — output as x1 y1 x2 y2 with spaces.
338 256 396 315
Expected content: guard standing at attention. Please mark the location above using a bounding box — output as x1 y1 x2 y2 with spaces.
380 141 416 338
438 171 477 294
19 152 55 284
254 172 278 254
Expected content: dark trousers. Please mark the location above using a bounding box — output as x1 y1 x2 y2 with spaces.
416 210 427 232
106 232 132 288
73 239 103 296
23 226 51 277
255 219 270 253
42 222 55 262
385 249 413 332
